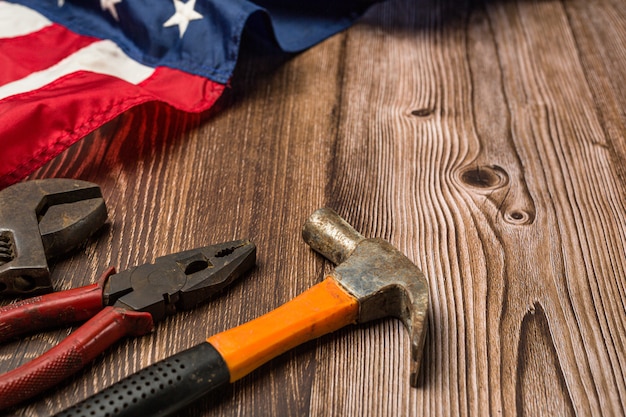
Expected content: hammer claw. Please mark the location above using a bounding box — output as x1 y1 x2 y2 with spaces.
408 286 429 386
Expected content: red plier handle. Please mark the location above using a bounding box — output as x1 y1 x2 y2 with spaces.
0 240 256 410
0 268 153 409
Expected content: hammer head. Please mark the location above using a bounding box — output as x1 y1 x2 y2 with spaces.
302 208 429 386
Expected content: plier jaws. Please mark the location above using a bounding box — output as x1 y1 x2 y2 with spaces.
0 240 256 410
104 240 256 321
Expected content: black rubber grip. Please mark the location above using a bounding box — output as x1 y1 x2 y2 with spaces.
54 342 230 417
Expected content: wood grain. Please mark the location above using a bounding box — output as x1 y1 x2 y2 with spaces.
1 0 625 416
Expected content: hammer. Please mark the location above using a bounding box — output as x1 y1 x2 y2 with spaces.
55 208 429 417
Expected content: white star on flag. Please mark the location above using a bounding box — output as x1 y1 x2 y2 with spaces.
163 0 203 38
101 0 122 21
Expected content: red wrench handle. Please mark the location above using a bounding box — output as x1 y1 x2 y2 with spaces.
0 306 153 410
0 267 116 343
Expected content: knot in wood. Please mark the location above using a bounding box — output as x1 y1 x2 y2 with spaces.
459 165 508 190
411 108 435 118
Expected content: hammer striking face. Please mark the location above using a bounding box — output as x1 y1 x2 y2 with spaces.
56 208 430 417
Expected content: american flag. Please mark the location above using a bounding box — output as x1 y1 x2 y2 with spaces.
0 0 375 188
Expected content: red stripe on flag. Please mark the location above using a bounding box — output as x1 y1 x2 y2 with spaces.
0 24 98 86
140 66 226 112
0 69 224 188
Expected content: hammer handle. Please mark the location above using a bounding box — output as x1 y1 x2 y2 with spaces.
208 276 359 381
54 277 358 417
53 343 229 417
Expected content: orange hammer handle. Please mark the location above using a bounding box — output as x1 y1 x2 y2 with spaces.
208 277 358 382
54 278 358 417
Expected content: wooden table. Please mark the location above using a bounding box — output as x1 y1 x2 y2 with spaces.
2 0 625 415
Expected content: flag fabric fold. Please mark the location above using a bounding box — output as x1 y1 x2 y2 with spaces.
0 0 377 188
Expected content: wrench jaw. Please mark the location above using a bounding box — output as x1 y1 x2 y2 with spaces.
0 179 107 297
0 219 52 295
38 194 108 260
0 263 51 295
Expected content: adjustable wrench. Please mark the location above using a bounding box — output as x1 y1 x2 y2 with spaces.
0 178 107 296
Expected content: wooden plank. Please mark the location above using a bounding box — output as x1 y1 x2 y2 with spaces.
0 0 625 416
308 0 626 415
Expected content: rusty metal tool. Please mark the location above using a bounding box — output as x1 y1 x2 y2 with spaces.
0 240 256 409
0 178 107 296
55 208 429 417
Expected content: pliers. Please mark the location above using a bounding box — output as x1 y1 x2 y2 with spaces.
0 178 257 409
0 239 256 409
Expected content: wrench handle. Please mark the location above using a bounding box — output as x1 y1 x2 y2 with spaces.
0 306 153 410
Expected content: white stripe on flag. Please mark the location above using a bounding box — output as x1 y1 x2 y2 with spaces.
0 1 52 38
0 39 155 100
